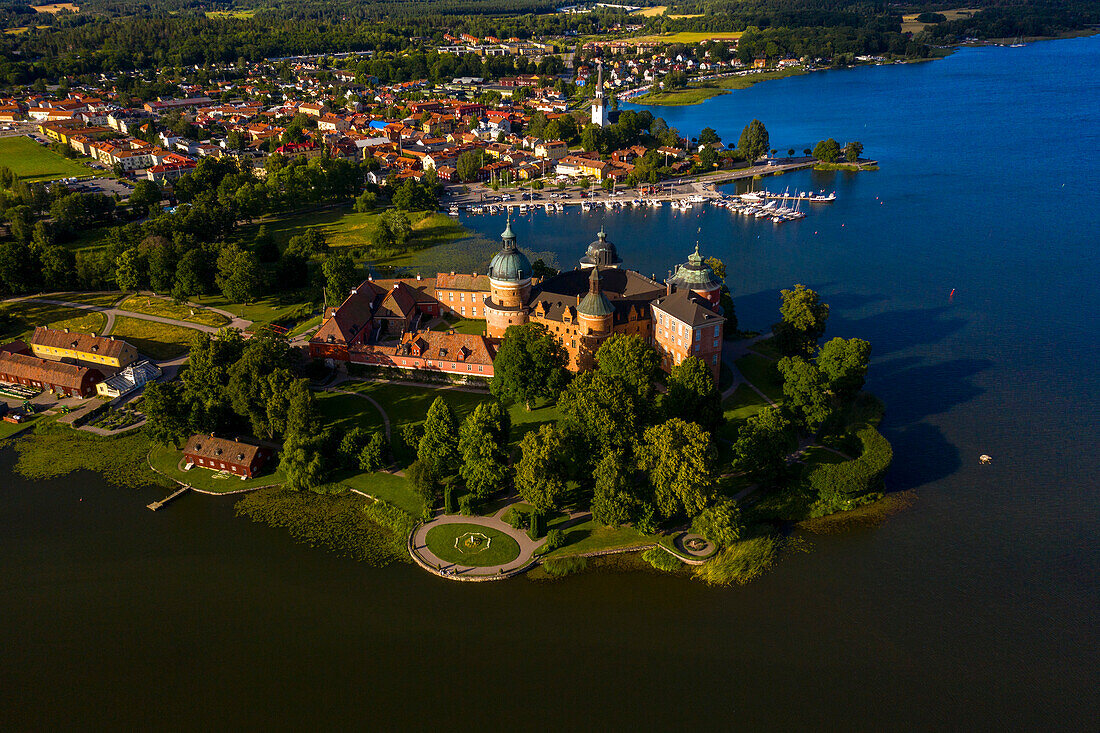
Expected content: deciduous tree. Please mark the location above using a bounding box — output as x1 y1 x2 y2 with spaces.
458 400 511 498
773 283 829 357
418 396 459 475
738 119 770 163
514 423 570 513
665 356 722 435
490 322 569 410
731 405 797 481
638 418 717 520
817 337 872 403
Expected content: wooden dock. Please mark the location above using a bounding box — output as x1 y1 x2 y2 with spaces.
147 486 189 511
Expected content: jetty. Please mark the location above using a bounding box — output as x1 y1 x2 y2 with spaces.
147 486 189 511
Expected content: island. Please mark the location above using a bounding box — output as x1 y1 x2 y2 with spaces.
2 219 894 586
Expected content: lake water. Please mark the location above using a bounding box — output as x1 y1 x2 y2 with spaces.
4 38 1099 729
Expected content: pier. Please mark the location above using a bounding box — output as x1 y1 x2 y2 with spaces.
147 486 189 511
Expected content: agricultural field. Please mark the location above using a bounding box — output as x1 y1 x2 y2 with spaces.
205 9 256 19
0 136 92 182
32 3 80 13
630 30 743 43
901 7 977 34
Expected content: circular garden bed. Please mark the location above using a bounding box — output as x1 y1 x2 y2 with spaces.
424 523 521 567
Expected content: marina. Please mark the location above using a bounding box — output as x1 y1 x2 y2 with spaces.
449 185 832 224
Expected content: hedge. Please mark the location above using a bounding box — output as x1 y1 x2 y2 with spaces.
805 425 893 515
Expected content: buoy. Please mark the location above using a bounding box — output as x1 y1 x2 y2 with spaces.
979 454 992 464
950 288 956 302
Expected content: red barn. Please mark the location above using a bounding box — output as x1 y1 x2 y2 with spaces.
182 434 271 479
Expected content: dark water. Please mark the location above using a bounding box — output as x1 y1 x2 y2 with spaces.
4 39 1099 729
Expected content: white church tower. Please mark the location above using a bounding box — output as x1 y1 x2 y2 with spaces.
591 61 609 128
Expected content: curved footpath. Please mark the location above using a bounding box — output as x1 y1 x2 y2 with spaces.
410 505 547 581
3 294 252 334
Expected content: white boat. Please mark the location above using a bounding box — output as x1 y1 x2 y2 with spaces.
809 191 836 202
448 206 460 216
740 192 764 203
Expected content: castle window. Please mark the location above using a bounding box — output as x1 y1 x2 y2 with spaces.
449 292 453 301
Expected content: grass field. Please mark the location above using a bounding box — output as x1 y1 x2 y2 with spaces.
205 9 256 18
717 67 808 90
430 317 486 335
33 2 80 13
0 414 40 442
49 291 125 307
246 208 465 257
0 301 107 341
631 30 743 43
901 7 976 34
718 383 771 442
0 136 91 182
118 295 230 328
191 293 314 328
425 522 520 566
637 86 726 106
315 390 387 434
109 316 200 359
148 443 285 493
538 517 655 559
339 471 423 515
735 353 784 403
631 5 666 16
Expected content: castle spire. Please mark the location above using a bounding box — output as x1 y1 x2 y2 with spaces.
501 208 516 249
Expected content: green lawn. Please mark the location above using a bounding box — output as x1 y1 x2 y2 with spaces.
539 517 656 559
637 86 726 106
108 316 200 359
748 336 783 360
288 314 322 338
346 381 487 428
50 291 125 307
716 67 808 91
338 471 424 515
431 317 486 335
244 207 465 258
718 383 771 443
0 414 39 441
148 443 285 493
0 136 91 182
0 301 107 342
315 389 387 434
424 522 520 566
118 295 230 328
735 353 784 403
191 293 314 329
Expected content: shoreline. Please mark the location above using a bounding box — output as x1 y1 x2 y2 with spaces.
629 31 1096 108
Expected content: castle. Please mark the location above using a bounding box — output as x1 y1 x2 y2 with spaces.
309 220 727 381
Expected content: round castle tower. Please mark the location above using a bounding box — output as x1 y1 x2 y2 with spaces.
666 243 723 307
577 266 614 335
484 213 532 338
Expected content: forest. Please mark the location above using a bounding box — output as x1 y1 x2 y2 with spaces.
0 0 1095 86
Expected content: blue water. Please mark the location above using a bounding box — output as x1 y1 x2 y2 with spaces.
3 38 1098 730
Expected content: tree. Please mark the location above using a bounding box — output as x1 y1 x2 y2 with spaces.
591 450 636 528
141 381 193 447
580 124 603 153
129 180 162 216
817 337 872 403
322 251 358 305
336 427 371 468
691 498 743 547
418 396 459 476
778 356 834 432
594 333 659 402
281 431 328 491
698 146 718 171
638 418 717 520
698 127 721 145
665 357 722 435
406 459 437 505
844 140 864 163
354 190 377 213
114 247 145 292
731 406 797 482
490 322 569 410
738 119 770 163
215 245 262 303
358 431 389 472
773 283 829 357
813 138 841 163
456 149 485 183
559 371 643 459
514 423 569 513
458 400 511 498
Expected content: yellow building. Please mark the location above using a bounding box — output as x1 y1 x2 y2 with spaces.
31 327 139 368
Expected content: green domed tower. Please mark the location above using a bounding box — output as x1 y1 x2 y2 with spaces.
667 242 723 307
485 212 533 338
